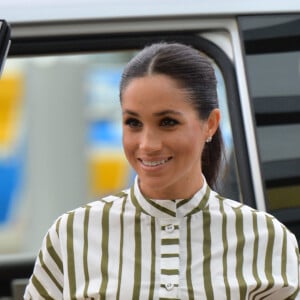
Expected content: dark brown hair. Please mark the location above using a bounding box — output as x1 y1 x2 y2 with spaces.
120 42 223 188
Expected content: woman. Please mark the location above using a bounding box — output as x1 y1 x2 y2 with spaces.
24 43 299 299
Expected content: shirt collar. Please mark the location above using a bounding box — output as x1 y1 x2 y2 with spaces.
129 176 211 218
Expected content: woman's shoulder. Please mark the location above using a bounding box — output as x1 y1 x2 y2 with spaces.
213 191 272 217
218 194 277 222
50 188 131 226
213 192 298 243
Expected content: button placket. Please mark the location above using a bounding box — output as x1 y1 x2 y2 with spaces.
160 220 180 298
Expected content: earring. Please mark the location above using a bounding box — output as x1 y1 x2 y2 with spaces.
206 136 212 143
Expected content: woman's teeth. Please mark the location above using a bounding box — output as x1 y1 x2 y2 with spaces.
141 158 170 166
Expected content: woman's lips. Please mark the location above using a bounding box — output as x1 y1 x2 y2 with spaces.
138 157 172 167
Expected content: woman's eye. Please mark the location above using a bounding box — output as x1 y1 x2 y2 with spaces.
160 118 179 127
124 118 142 128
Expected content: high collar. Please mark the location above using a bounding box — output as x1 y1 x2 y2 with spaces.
129 176 211 218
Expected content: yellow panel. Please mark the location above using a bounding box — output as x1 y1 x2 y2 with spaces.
88 150 130 197
267 185 300 210
0 74 23 149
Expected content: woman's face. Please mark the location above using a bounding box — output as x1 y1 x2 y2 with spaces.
121 74 219 199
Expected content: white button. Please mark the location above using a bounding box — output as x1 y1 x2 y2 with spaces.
165 283 174 291
165 224 175 233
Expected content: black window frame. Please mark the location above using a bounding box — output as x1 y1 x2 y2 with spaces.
0 20 10 75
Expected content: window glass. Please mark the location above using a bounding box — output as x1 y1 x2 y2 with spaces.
0 49 238 260
239 15 300 242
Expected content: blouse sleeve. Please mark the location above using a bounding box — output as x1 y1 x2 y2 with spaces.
270 225 300 299
24 217 64 299
287 231 300 299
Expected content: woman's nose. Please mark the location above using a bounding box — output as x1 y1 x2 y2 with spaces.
139 129 162 152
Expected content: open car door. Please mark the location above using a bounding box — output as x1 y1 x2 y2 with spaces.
0 20 10 76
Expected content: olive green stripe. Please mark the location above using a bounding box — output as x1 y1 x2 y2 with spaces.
161 269 179 275
130 185 176 217
251 213 260 285
114 191 128 198
133 211 142 299
99 201 113 298
83 206 91 297
281 227 288 287
161 253 179 258
31 275 55 300
186 216 195 299
253 216 275 298
218 198 230 299
144 196 176 217
38 251 63 292
66 212 76 299
263 217 276 290
116 197 126 300
176 197 190 208
248 213 262 299
234 208 247 299
161 238 179 245
186 186 211 216
203 209 213 298
130 186 151 215
148 218 156 300
159 298 179 300
265 217 275 285
46 234 63 274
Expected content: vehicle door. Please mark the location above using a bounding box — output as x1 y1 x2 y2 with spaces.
0 15 262 296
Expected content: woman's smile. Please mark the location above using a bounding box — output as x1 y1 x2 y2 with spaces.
138 157 173 167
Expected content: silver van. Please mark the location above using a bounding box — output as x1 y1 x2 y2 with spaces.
0 1 299 297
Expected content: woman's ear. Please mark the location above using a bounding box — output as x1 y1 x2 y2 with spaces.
206 108 220 139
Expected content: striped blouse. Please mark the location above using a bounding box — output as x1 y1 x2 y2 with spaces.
24 176 299 299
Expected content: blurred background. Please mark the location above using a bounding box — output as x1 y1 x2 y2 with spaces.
0 51 134 256
0 48 234 259
0 1 240 262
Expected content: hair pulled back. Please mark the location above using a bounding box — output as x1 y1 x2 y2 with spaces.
120 42 223 188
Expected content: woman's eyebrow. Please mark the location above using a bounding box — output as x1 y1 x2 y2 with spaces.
153 110 183 116
122 109 183 117
122 109 139 116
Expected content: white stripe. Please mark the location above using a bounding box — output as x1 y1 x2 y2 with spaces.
106 200 122 297
84 205 102 294
189 213 205 299
208 200 227 298
118 199 135 298
140 214 154 299
240 208 256 297
252 213 269 297
223 202 239 299
72 210 85 296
